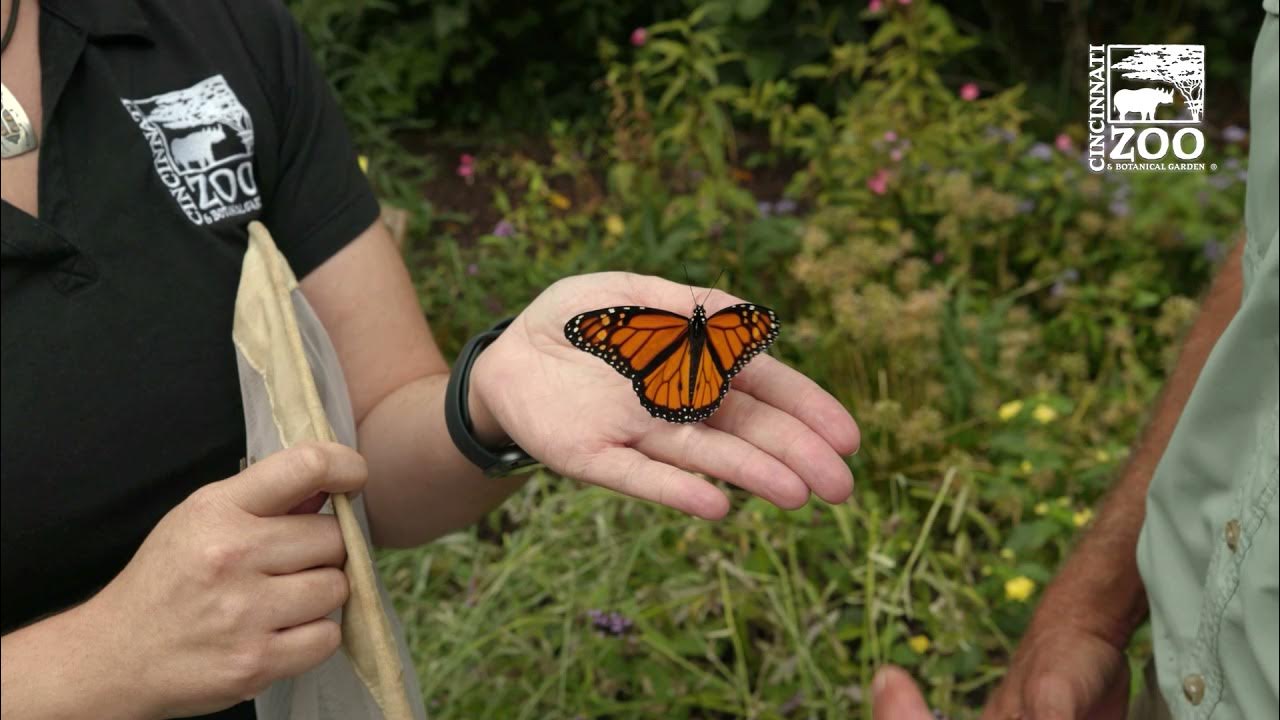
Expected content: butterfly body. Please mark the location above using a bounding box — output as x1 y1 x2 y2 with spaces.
565 300 780 423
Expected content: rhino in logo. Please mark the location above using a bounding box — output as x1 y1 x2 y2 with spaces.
170 125 228 172
1113 87 1175 122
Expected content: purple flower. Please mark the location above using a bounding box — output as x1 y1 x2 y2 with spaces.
1059 267 1080 283
467 263 479 276
587 609 633 636
1050 280 1067 299
774 198 798 215
1109 199 1129 217
1027 143 1054 161
1017 198 1036 214
492 220 515 237
1222 125 1248 143
757 201 774 217
1203 238 1224 263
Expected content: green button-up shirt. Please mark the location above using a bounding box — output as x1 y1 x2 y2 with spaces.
1135 4 1280 718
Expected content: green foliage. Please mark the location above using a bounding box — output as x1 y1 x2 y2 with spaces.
350 1 1250 716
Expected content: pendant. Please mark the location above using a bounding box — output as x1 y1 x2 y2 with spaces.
1 83 39 159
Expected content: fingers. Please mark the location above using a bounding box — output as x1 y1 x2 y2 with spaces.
708 390 854 504
266 567 350 630
220 443 367 517
872 666 933 720
634 421 811 510
732 355 860 456
267 617 343 680
620 273 749 313
253 513 347 575
572 446 730 519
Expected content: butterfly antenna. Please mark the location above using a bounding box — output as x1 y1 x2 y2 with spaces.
682 263 698 308
700 268 725 306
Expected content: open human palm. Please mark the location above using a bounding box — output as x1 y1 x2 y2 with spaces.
471 272 860 519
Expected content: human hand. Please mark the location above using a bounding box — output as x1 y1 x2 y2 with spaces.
86 443 365 717
868 620 1130 720
980 620 1130 720
470 272 860 518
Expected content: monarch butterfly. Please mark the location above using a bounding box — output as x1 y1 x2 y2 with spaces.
564 293 780 423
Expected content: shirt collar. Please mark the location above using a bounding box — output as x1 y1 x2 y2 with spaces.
40 0 151 43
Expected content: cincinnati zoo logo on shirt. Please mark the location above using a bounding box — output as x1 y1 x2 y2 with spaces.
121 75 262 225
1087 44 1207 173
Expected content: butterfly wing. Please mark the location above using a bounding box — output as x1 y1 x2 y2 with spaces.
565 302 780 424
565 306 690 379
704 303 781 379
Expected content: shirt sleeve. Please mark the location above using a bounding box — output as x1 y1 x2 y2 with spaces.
231 0 382 278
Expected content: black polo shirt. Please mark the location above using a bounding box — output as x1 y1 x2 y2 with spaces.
0 2 379 717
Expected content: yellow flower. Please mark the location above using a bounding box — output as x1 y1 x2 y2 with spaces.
1005 576 1037 602
358 155 369 174
1057 496 1071 507
1032 404 1058 424
1073 508 1094 527
1034 502 1049 515
981 565 993 576
604 214 625 236
1094 449 1112 463
549 192 572 210
998 400 1024 421
908 634 931 654
1020 460 1034 474
999 548 1015 560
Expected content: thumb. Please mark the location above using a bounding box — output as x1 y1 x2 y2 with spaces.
873 665 933 720
218 443 366 517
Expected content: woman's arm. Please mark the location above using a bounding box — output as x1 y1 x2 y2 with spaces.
0 600 145 720
299 220 516 548
302 220 860 549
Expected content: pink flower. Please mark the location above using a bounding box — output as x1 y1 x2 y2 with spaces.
897 0 911 4
459 153 474 166
959 83 980 102
932 250 946 265
456 163 474 179
867 168 890 195
883 130 898 143
890 148 904 162
630 27 648 47
868 0 883 12
1054 133 1073 152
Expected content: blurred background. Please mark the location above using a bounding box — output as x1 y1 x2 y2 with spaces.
287 0 1255 716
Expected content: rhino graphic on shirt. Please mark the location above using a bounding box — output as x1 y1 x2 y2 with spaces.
122 75 262 226
1113 87 1175 121
171 126 228 171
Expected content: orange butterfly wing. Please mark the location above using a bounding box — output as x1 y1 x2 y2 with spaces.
564 302 780 423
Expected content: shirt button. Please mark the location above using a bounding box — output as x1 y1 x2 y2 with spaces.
1183 674 1206 705
1225 518 1242 552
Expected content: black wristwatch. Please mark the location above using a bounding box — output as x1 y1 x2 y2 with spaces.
444 317 538 478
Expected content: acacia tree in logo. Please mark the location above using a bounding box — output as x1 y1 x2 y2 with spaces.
1110 45 1204 121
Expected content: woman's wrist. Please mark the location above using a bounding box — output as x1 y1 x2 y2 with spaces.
465 333 510 449
1 593 158 720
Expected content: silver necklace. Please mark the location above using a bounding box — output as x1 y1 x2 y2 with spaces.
1 0 38 160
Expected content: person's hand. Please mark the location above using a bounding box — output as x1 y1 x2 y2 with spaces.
872 666 933 719
980 620 1130 720
869 620 1130 720
470 272 860 518
84 443 365 718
